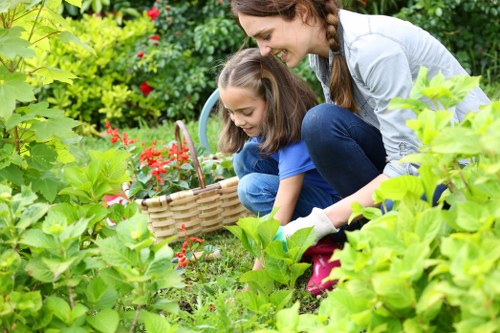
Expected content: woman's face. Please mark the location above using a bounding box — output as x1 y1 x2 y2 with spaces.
238 12 327 67
219 85 266 137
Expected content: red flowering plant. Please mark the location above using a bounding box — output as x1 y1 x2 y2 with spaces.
105 121 236 200
174 224 221 281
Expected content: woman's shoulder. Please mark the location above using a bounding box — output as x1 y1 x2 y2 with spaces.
340 9 422 45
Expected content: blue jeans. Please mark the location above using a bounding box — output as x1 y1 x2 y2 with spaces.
302 104 447 241
301 104 387 197
233 142 339 220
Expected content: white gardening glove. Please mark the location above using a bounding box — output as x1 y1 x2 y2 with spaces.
282 207 339 245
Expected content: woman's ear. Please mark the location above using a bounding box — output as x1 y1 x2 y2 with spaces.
295 1 313 24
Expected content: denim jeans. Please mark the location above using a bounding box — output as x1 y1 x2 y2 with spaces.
233 142 340 220
301 104 387 197
302 104 447 242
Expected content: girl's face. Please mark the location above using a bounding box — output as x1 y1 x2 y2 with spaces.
238 12 328 67
219 85 266 137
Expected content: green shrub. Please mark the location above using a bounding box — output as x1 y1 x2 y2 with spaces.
266 69 500 333
397 0 499 85
34 0 243 129
31 14 157 133
132 0 243 121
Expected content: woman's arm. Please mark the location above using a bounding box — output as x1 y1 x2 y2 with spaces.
324 173 388 228
273 173 305 225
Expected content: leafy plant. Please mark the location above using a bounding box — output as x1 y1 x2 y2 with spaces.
0 182 186 332
226 210 315 292
0 0 85 202
30 12 157 132
262 68 499 333
397 0 499 86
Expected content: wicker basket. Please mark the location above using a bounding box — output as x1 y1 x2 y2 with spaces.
123 120 252 242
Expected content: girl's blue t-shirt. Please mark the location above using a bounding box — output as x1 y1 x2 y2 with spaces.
253 138 338 196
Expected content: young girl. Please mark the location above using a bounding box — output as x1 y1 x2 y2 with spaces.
230 0 491 244
217 48 342 295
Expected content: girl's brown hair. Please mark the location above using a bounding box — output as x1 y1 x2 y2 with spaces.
231 0 357 112
217 48 317 155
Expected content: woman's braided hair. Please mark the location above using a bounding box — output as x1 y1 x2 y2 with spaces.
323 0 357 112
231 0 358 112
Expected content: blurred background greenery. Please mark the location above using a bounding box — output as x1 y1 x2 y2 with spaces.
36 0 498 139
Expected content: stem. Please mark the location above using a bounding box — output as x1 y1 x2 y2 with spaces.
128 305 142 333
453 159 472 194
27 0 45 42
30 30 62 46
13 126 20 154
68 286 75 308
15 0 45 69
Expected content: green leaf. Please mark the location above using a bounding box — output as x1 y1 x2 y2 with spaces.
415 281 444 322
415 209 443 244
86 309 119 333
0 165 24 185
0 27 35 59
276 302 300 332
289 262 312 286
31 171 65 202
25 258 54 283
45 296 71 324
240 269 275 294
17 202 49 230
64 0 83 8
20 229 57 249
150 298 180 314
60 217 90 242
372 272 416 310
286 227 315 262
27 143 58 171
378 175 423 201
34 66 78 85
31 116 81 141
58 30 94 53
0 67 35 121
41 257 78 281
96 237 136 268
85 277 118 310
155 269 185 290
432 127 481 155
269 290 294 311
140 310 175 333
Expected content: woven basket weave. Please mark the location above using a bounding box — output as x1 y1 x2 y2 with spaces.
123 120 251 242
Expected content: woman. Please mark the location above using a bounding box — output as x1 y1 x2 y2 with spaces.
230 1 490 244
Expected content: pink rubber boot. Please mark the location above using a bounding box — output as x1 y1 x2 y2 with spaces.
303 238 343 296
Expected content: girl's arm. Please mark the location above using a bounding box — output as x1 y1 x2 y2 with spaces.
273 173 305 225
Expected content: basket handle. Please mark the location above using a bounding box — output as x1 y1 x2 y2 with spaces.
174 120 206 189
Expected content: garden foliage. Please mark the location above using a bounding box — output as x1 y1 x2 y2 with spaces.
227 211 316 292
259 69 500 332
396 0 499 84
31 13 157 133
0 0 82 202
33 0 243 129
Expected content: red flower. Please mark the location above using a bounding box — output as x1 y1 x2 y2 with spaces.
139 81 153 96
137 51 144 58
149 35 160 46
146 6 160 20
